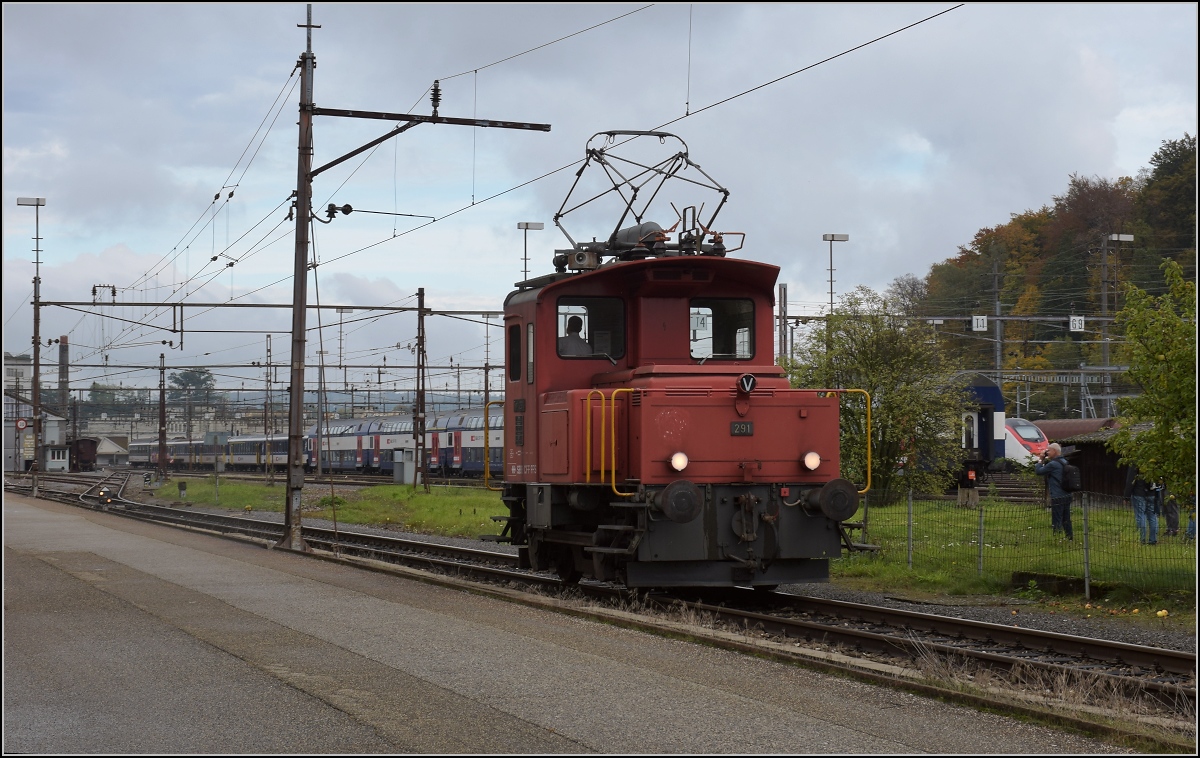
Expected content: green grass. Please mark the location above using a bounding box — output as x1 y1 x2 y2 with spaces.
159 478 279 512
310 484 509 538
838 494 1196 624
159 477 1195 625
158 476 507 539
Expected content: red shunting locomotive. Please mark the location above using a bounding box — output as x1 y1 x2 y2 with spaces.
495 131 860 588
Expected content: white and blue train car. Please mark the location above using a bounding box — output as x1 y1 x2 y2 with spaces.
299 406 505 480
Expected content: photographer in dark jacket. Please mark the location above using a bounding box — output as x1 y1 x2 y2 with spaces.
1035 443 1073 540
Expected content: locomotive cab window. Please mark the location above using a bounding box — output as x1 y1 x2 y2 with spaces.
507 324 521 382
556 297 625 359
690 298 754 360
527 323 535 383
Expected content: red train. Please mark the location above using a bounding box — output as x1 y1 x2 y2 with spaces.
70 437 98 472
494 131 861 588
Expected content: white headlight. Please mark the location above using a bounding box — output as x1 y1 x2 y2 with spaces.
803 451 822 471
670 452 689 471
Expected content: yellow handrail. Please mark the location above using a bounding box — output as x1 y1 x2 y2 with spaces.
483 400 504 492
584 390 605 484
608 388 637 497
836 388 872 495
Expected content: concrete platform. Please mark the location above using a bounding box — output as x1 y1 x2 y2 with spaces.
3 493 1124 753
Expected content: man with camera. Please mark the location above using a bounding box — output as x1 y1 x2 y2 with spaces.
1035 443 1073 541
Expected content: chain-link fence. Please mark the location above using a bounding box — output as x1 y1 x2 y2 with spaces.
849 488 1196 598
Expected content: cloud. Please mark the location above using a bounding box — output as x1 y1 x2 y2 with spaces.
3 3 1196 386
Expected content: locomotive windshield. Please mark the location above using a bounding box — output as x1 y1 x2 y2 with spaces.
556 297 625 359
690 298 754 361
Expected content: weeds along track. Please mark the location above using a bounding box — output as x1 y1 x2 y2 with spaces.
648 589 1195 710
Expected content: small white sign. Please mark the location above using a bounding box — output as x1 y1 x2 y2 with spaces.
1069 316 1085 332
690 313 709 331
972 316 988 332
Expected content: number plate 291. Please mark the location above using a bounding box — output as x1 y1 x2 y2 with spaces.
730 422 754 436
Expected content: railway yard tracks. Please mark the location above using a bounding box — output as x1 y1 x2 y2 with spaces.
7 471 1196 751
123 470 483 489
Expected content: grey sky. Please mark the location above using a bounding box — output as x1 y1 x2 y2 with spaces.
3 3 1196 393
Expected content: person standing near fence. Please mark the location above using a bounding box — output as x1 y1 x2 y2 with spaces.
1035 443 1073 541
1123 464 1158 545
1160 484 1180 537
1186 495 1196 542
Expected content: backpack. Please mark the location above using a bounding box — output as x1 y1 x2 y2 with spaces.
1059 459 1082 492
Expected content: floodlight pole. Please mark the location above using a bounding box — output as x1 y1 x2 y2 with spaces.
518 222 543 281
1102 233 1133 418
17 197 45 497
822 234 849 358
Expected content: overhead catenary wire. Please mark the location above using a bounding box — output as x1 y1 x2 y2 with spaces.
42 3 976 387
128 69 301 294
438 4 655 81
653 4 966 130
96 201 297 359
315 4 969 270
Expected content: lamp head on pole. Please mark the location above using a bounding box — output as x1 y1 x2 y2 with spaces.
822 234 849 361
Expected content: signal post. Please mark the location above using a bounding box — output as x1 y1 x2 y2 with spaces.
280 5 550 550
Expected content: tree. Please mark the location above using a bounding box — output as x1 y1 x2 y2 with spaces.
167 368 217 405
788 283 973 504
84 382 120 419
1106 260 1196 499
884 274 928 316
923 207 1056 371
1136 134 1196 260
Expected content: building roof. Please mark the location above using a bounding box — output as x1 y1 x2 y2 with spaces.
1042 420 1154 445
95 437 128 455
1034 418 1119 442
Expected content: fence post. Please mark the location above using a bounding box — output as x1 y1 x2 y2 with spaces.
978 498 985 576
1081 494 1091 601
907 489 913 569
862 491 870 544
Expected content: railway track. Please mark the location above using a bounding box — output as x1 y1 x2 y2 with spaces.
652 589 1194 708
7 476 1195 749
117 470 487 489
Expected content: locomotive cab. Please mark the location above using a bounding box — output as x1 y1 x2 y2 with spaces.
500 253 858 588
